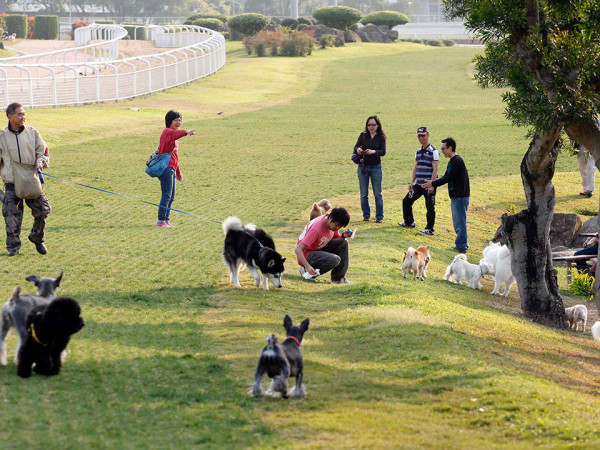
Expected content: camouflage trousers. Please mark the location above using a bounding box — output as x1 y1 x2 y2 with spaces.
2 183 51 253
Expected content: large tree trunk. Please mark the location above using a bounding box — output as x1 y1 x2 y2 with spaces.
496 127 568 328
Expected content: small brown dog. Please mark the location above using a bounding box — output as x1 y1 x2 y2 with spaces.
402 245 430 280
309 199 331 221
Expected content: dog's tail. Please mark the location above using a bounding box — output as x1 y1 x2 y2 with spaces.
222 216 244 234
454 253 467 262
9 286 20 305
498 245 511 259
592 322 600 341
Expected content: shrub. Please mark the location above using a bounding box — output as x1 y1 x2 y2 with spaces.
570 273 594 301
297 24 308 31
280 30 315 56
312 6 362 30
281 17 299 29
94 20 116 24
187 13 228 24
123 22 146 40
34 15 58 40
192 18 223 31
297 17 312 25
360 11 409 29
443 39 455 47
244 30 284 56
349 23 359 31
425 39 443 47
318 34 335 48
6 15 27 39
71 20 90 39
228 13 269 36
27 16 34 39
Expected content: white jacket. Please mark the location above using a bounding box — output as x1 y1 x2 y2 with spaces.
0 125 46 184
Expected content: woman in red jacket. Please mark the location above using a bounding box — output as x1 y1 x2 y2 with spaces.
157 110 195 227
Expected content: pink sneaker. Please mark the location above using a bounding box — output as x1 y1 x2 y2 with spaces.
166 222 174 228
157 222 169 227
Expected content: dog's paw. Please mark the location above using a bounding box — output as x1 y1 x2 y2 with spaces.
250 385 263 397
254 277 261 287
288 385 306 398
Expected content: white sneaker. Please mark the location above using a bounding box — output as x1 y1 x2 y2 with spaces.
333 277 351 284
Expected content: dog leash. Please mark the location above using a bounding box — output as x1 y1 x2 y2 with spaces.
42 173 222 225
243 229 265 248
28 319 47 347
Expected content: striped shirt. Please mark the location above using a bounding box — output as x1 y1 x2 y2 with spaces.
414 144 439 184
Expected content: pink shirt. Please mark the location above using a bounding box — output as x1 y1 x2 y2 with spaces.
158 128 187 178
296 215 341 263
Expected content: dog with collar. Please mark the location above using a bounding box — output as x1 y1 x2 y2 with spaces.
0 273 63 365
251 315 309 398
17 296 84 378
222 216 285 290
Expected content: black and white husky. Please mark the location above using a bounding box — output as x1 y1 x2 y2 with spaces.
222 216 285 290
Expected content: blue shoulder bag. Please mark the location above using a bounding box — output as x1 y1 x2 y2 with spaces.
145 149 173 177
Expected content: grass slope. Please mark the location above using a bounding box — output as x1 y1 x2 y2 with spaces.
0 42 598 448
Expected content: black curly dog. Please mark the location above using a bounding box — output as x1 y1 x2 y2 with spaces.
17 297 84 378
251 315 309 398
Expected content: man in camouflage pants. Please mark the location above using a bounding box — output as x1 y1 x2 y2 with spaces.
0 103 50 256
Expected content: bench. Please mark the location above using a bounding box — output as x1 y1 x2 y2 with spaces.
552 254 596 284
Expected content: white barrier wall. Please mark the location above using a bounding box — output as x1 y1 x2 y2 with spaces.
0 24 226 108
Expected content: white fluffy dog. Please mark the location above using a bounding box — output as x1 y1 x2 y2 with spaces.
564 305 587 332
592 322 600 341
444 254 494 290
481 241 516 297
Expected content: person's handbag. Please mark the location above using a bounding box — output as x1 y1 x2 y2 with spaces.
145 149 173 177
352 152 362 164
12 160 43 199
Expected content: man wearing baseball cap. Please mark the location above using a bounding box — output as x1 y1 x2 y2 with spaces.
398 126 439 235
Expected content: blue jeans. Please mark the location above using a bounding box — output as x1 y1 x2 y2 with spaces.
358 164 383 220
451 196 469 252
158 167 176 222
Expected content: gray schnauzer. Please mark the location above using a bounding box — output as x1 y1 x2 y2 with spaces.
251 315 309 398
0 273 63 365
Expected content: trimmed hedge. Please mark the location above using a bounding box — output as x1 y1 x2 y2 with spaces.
312 6 362 31
94 20 116 24
297 17 312 25
6 15 27 39
34 15 59 39
123 22 146 40
186 13 228 24
360 11 409 28
228 13 269 36
192 18 223 31
281 17 299 29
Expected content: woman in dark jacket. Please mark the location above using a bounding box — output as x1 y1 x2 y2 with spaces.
353 115 387 222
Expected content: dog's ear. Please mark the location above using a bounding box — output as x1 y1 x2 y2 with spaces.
268 259 275 268
25 275 40 286
426 246 429 250
10 286 20 301
300 318 309 333
55 272 63 287
283 315 292 330
281 257 286 264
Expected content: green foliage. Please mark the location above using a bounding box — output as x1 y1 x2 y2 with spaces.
505 203 520 214
122 22 146 40
319 34 335 48
570 273 594 300
5 14 27 39
186 12 228 24
361 10 408 28
192 18 224 31
443 39 455 47
297 17 313 25
280 31 315 56
244 29 315 56
94 20 116 24
425 39 443 47
228 13 270 36
33 15 58 40
281 17 299 29
312 6 362 30
444 0 600 133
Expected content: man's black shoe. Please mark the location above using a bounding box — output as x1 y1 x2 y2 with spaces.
29 237 47 255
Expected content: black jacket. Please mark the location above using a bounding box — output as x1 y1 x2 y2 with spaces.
353 132 386 166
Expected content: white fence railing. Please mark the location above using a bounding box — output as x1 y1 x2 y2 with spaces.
0 23 226 108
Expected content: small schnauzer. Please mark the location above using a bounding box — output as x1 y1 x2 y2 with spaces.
251 315 309 398
17 297 84 378
0 273 63 365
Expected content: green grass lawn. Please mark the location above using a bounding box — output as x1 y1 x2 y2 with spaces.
1 41 599 448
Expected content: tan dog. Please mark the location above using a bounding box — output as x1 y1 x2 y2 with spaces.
565 304 587 332
402 245 430 280
309 199 331 221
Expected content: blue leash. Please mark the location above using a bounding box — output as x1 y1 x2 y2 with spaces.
41 173 222 225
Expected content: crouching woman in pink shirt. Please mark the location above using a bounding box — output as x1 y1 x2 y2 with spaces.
295 207 352 283
156 110 195 227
